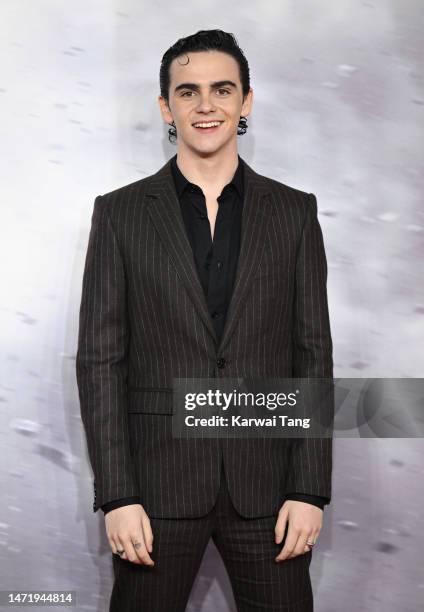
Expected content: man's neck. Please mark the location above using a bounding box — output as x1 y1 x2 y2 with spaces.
175 146 239 198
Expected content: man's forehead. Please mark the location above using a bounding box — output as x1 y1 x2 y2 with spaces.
170 50 238 77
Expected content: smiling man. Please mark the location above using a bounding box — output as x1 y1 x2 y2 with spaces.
76 29 334 611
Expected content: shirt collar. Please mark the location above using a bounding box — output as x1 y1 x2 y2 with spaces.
170 153 244 199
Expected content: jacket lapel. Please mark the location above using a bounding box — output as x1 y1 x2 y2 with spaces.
218 161 272 353
145 156 272 353
146 159 218 345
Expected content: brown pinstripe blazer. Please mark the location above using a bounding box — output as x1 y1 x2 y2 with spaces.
76 155 334 518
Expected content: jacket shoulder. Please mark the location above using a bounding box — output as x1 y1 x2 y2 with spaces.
261 173 310 204
97 173 155 206
91 173 159 228
252 170 318 226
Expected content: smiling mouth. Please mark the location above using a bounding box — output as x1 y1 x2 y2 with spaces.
192 121 224 132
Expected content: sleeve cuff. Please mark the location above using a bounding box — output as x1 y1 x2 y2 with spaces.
101 496 142 515
284 493 330 510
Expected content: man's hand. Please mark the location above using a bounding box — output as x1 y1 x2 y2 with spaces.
105 504 154 566
274 500 322 562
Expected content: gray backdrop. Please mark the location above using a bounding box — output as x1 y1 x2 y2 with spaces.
1 1 423 610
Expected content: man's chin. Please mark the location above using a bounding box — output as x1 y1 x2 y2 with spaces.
184 137 234 157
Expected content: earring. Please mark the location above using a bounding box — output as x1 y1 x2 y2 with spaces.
237 116 248 136
168 120 177 144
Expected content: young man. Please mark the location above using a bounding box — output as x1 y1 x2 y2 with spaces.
76 29 333 611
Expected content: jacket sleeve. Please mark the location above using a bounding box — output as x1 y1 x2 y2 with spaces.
76 195 140 512
284 493 329 510
101 496 142 515
285 192 334 501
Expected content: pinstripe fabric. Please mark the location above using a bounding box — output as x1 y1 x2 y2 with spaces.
109 463 313 612
76 156 333 517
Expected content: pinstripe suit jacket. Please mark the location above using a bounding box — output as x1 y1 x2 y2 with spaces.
76 155 334 518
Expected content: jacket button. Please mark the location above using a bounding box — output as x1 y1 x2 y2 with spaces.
216 357 226 368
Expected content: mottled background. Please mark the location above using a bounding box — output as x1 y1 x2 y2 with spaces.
1 1 423 611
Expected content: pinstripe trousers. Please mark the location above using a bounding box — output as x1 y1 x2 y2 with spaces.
109 460 313 612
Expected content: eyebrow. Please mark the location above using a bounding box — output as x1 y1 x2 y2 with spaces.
174 80 237 94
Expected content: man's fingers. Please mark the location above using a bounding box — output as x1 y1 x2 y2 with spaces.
276 527 317 561
275 525 301 562
299 529 319 556
105 506 154 565
112 537 153 566
274 510 288 544
132 536 155 566
287 530 314 558
112 535 127 560
141 515 154 553
120 536 142 564
109 538 118 556
275 501 323 562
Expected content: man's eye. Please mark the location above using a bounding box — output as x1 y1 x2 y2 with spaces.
180 89 230 97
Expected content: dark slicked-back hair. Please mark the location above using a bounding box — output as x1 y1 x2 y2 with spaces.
159 29 250 142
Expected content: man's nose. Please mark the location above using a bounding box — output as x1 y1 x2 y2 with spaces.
195 94 216 112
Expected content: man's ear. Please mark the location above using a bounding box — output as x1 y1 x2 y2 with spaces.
241 87 253 118
158 95 173 124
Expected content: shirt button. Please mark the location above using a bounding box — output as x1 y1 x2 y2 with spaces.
217 261 223 269
212 311 220 319
216 357 226 368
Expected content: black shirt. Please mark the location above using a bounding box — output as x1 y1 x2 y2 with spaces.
101 154 329 514
173 153 244 344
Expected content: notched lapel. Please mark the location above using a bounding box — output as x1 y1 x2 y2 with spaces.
218 161 272 353
146 159 218 344
145 157 272 353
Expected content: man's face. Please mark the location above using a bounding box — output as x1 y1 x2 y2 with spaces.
159 50 253 155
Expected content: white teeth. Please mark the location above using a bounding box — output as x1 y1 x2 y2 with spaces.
193 121 222 128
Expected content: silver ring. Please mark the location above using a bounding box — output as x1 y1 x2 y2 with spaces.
117 549 125 556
